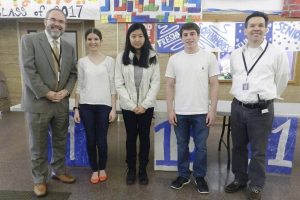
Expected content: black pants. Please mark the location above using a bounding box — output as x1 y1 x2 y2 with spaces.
122 108 154 169
80 104 111 171
231 99 274 188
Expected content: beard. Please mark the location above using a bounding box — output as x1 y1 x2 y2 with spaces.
46 26 64 39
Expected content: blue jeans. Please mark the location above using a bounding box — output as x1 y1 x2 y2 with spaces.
174 114 209 179
79 104 111 171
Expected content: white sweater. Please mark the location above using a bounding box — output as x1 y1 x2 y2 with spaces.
76 56 116 106
115 50 160 110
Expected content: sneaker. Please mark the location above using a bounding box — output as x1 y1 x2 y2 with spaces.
170 176 190 190
247 185 262 200
195 177 209 194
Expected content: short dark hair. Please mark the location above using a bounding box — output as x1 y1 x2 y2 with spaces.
45 8 66 20
245 11 269 28
85 28 102 41
180 22 200 37
122 23 156 68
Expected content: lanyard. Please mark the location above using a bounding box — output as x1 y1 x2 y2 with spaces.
242 42 268 76
50 44 62 71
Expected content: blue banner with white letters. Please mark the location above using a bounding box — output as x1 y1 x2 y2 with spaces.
156 24 183 53
154 114 298 174
48 112 89 167
47 113 298 174
156 21 300 53
266 117 298 174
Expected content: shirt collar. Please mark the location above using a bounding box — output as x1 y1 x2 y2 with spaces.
243 39 267 52
44 30 61 47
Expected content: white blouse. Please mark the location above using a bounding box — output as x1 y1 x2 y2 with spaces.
76 56 116 106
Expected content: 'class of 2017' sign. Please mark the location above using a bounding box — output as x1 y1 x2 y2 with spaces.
0 0 100 20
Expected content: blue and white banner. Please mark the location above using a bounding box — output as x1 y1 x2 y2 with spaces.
156 24 183 53
154 114 299 174
273 21 300 52
48 112 89 167
47 113 298 173
156 21 300 53
266 117 299 174
199 22 235 52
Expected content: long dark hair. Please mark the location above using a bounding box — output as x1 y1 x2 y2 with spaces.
122 23 156 68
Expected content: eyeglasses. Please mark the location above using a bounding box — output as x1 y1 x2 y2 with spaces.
46 18 66 25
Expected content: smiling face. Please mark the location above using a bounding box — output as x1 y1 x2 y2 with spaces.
86 32 102 52
244 16 268 46
44 10 66 39
181 29 200 53
129 29 145 51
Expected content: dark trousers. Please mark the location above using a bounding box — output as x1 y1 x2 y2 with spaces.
122 108 154 169
231 99 274 188
80 104 111 171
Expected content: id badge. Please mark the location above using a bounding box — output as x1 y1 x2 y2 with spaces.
261 108 269 114
242 83 249 90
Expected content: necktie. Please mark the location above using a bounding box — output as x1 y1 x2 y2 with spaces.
52 40 60 90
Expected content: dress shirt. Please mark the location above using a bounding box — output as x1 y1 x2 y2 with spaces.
230 40 290 103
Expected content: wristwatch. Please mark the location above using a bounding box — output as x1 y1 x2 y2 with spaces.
73 106 79 111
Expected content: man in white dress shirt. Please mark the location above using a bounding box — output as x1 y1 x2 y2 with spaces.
224 11 290 200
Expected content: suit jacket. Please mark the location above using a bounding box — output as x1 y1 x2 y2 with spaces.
20 32 77 113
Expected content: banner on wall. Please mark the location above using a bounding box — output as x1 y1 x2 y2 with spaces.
46 112 298 174
273 21 300 51
154 114 299 174
199 22 236 52
156 24 183 53
0 0 100 20
100 0 202 23
204 0 283 14
156 21 300 53
48 113 89 167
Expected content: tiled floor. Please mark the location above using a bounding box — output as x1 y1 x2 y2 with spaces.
0 111 299 200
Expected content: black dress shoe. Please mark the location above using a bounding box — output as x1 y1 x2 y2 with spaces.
225 180 246 193
126 168 136 185
138 168 148 185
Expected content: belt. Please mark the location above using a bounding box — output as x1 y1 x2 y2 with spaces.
233 98 273 109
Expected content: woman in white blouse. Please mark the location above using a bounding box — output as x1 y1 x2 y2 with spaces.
115 23 160 185
74 28 116 184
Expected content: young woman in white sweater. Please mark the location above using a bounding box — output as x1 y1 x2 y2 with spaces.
115 23 160 185
74 28 116 184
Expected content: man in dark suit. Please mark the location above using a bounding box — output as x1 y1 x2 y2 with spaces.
20 8 77 197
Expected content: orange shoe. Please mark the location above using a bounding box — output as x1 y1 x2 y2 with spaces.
90 174 100 184
99 175 108 182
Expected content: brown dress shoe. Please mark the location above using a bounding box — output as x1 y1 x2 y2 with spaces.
247 186 262 200
33 183 47 197
52 173 76 183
